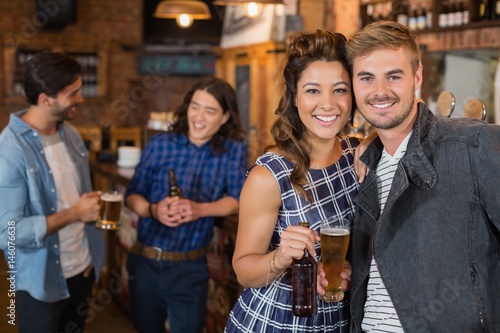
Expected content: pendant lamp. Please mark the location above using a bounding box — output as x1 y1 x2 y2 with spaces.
154 0 212 28
213 0 283 18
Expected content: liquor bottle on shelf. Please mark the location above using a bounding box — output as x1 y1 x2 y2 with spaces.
448 1 457 26
365 4 374 25
461 1 469 24
396 0 409 26
168 168 183 198
409 5 418 30
375 3 384 21
292 222 317 317
439 1 449 27
455 1 464 26
417 5 427 30
481 0 495 20
496 0 500 19
426 3 433 29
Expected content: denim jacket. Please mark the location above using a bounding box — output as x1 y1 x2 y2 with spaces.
350 104 500 333
0 110 105 302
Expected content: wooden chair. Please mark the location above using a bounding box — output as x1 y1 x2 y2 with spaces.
110 126 142 151
77 126 102 152
463 98 487 121
437 91 456 117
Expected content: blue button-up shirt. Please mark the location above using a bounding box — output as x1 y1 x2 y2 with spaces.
125 132 248 252
0 110 105 302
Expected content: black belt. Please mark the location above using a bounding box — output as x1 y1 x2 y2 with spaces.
131 242 206 261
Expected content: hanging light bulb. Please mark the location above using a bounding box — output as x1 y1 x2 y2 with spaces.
243 2 263 18
176 13 194 28
214 0 283 18
154 0 211 28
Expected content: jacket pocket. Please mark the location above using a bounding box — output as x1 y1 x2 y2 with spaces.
26 164 44 205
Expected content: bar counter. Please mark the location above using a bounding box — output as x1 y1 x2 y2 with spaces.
89 158 242 332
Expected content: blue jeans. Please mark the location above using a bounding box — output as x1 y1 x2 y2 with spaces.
17 269 95 333
126 253 209 333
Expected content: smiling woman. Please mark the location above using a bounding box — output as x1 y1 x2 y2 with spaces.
225 29 359 333
295 60 352 146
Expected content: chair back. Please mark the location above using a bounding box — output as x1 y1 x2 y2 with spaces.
110 126 142 151
77 126 102 152
463 98 487 121
437 91 456 117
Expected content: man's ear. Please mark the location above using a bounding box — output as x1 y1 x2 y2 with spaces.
415 63 423 92
38 93 52 107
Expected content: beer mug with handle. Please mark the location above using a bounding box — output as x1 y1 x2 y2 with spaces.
319 216 351 302
96 191 123 230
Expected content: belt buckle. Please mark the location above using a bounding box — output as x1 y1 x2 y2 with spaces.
151 246 163 261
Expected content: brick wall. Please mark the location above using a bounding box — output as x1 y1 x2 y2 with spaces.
0 0 143 129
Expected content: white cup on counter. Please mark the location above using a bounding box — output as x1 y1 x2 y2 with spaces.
117 146 141 168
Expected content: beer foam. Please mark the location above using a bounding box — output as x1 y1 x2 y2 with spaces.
101 192 123 202
321 228 350 236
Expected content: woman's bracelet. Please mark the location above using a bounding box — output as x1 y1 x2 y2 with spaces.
265 249 285 287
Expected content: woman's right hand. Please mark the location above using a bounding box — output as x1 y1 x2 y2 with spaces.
275 225 319 270
354 130 378 183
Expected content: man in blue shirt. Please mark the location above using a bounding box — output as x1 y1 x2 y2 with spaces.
0 52 105 332
125 77 248 333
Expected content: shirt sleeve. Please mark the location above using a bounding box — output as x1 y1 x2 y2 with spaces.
124 136 159 202
225 141 249 201
0 154 47 250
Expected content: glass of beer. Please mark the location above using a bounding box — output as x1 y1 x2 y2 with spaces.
319 216 351 302
96 191 123 230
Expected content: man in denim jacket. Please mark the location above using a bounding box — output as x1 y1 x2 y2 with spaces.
0 52 105 332
346 21 500 332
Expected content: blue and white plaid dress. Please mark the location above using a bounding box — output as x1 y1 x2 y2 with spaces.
225 136 360 333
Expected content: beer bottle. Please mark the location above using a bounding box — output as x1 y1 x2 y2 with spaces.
168 168 183 198
292 222 317 317
396 0 409 27
417 5 427 30
408 6 418 30
461 1 469 24
495 0 500 19
439 1 449 27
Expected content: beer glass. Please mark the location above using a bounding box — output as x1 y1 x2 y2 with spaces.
96 191 123 230
319 216 351 302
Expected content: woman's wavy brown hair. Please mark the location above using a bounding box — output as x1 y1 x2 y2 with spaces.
171 77 246 153
266 29 354 202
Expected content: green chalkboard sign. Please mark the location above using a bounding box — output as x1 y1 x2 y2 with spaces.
138 54 216 76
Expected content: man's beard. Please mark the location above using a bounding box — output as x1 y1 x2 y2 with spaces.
359 88 415 130
51 104 75 121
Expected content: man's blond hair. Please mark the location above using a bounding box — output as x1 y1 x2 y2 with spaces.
346 21 420 75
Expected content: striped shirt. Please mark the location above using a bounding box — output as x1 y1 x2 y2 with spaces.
361 132 411 333
125 132 248 251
